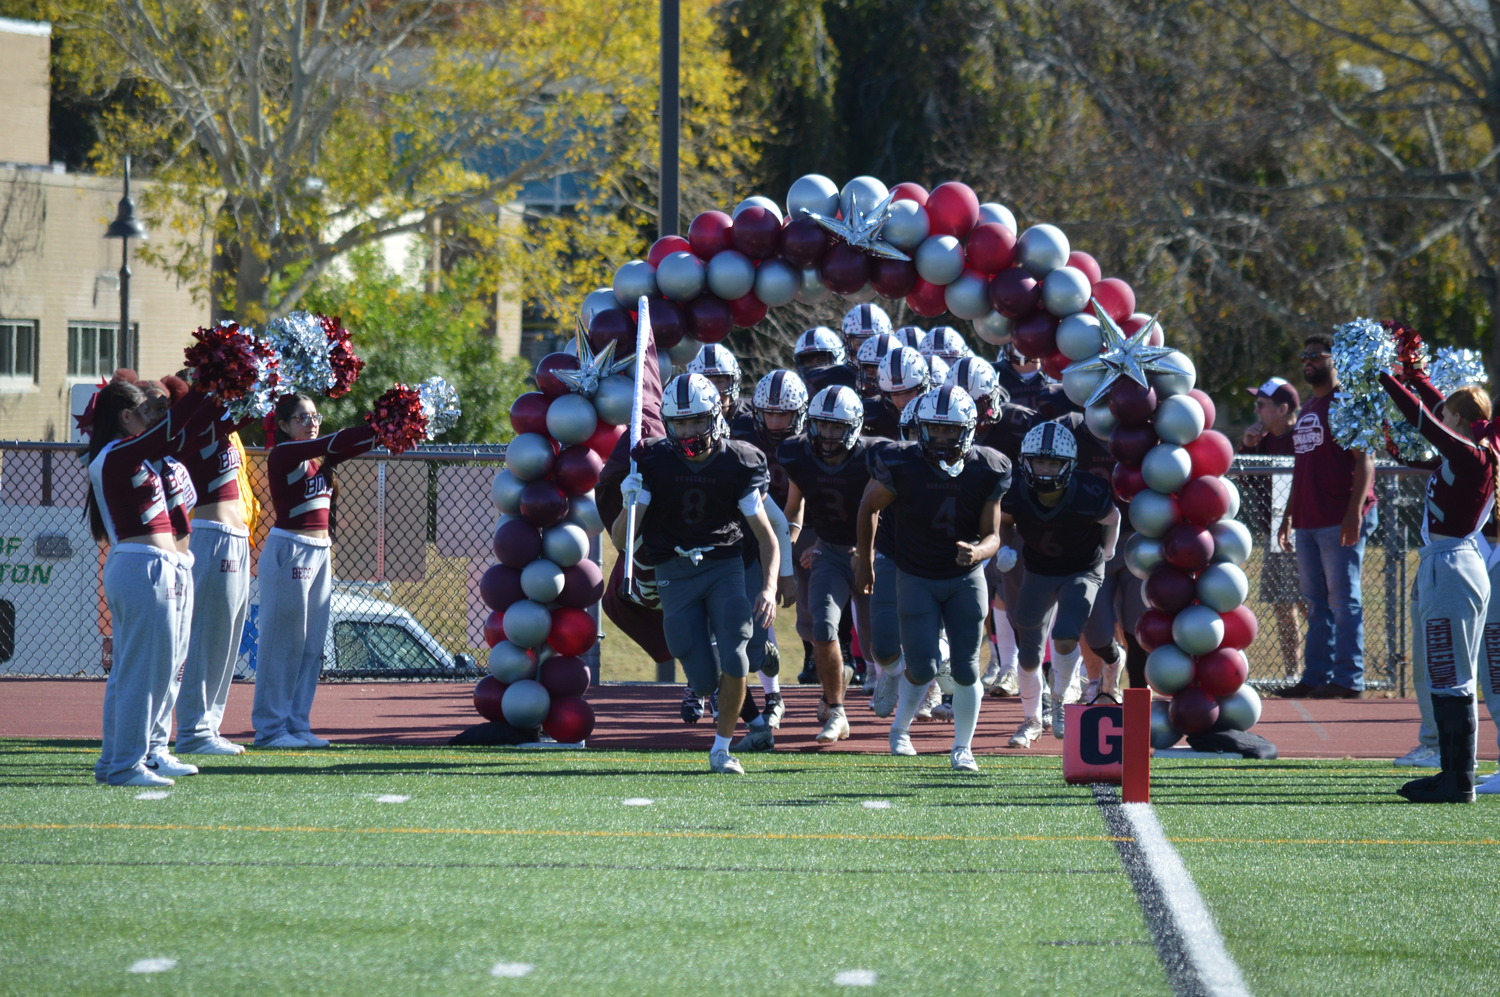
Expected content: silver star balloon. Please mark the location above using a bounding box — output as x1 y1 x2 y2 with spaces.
1064 299 1190 407
554 326 633 398
800 190 912 261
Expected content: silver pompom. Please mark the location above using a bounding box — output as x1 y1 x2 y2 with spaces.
265 310 334 395
1430 346 1489 394
418 376 461 439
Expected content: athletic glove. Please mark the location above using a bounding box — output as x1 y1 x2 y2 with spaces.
995 545 1018 572
621 471 651 508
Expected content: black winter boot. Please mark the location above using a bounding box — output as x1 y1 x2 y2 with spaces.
1398 694 1477 803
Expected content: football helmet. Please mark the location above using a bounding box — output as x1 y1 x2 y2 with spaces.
662 373 725 458
878 346 930 396
855 332 900 397
793 326 846 372
915 385 978 475
898 396 923 441
945 356 1008 425
687 343 741 405
806 385 864 457
752 369 810 441
894 325 926 352
842 303 893 358
1019 420 1078 492
921 326 971 362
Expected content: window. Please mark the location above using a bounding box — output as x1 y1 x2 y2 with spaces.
67 322 136 378
331 619 440 675
0 320 38 383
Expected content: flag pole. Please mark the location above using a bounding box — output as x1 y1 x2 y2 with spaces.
622 296 652 594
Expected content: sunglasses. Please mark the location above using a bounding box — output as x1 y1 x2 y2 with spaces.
1300 351 1331 362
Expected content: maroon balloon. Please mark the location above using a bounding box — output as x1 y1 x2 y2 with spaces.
647 235 693 268
728 293 768 328
479 562 525 611
1185 431 1234 478
1112 462 1147 503
1092 277 1135 321
1135 607 1176 652
1012 311 1060 360
964 222 1017 275
548 606 597 656
687 210 734 258
646 298 685 350
542 696 596 743
820 242 872 295
1219 604 1259 650
730 206 783 260
474 675 508 722
1108 378 1157 425
482 610 506 648
870 257 919 299
585 421 625 461
781 216 830 268
554 445 603 496
588 307 633 355
535 352 581 396
686 294 732 345
519 480 571 529
1169 686 1220 735
1039 350 1070 381
493 520 542 569
1143 564 1198 614
1189 388 1216 430
1195 648 1247 698
890 181 929 205
925 181 980 239
1066 251 1102 285
1109 423 1158 465
989 266 1040 318
1179 475 1230 527
538 655 592 699
906 278 949 317
509 392 551 436
558 557 605 608
1162 523 1215 571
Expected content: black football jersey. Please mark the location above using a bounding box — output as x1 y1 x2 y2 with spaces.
633 437 769 566
975 401 1040 463
779 436 879 547
1052 411 1114 482
1002 470 1114 575
861 398 901 441
801 363 859 396
994 363 1075 420
869 441 1012 579
730 414 790 509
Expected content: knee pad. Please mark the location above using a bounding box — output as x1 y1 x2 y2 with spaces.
1090 641 1121 665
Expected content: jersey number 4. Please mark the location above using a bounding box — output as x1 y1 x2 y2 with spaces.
933 495 958 538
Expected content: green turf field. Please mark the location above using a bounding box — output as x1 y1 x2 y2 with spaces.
1 742 1495 996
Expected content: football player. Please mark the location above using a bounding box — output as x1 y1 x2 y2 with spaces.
841 303 893 381
794 326 857 395
687 343 751 420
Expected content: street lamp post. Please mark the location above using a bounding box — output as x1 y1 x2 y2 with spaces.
103 155 148 371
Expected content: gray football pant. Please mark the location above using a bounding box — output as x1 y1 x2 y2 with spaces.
96 546 193 783
1012 568 1104 672
743 554 769 672
896 566 986 685
793 526 816 643
251 531 332 741
1082 543 1145 649
657 555 752 695
174 522 251 749
808 541 870 645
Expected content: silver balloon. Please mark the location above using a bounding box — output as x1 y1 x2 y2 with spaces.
1146 644 1195 695
1141 444 1193 494
1056 312 1103 361
944 271 993 320
1197 562 1249 613
655 251 706 302
1222 476 1241 520
491 468 526 514
787 173 841 219
612 260 658 305
1084 401 1117 441
973 310 1013 347
977 201 1017 233
535 643 557 666
705 249 756 301
580 287 621 330
1016 223 1070 277
667 335 704 365
914 234 965 285
592 374 635 426
545 393 598 446
1062 366 1107 408
1129 489 1181 538
501 678 551 730
1209 518 1253 566
754 258 801 307
882 199 930 251
733 195 783 223
1153 394 1205 445
1150 698 1183 749
562 338 579 357
488 641 537 684
1216 683 1263 732
520 557 566 603
502 599 552 649
1148 350 1197 397
504 433 556 483
796 266 833 305
1172 604 1226 655
1042 266 1092 317
843 283 876 304
564 492 604 537
1124 532 1164 580
543 523 591 567
840 175 889 221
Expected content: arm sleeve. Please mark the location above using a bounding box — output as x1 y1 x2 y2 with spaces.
1407 370 1444 409
111 390 211 463
762 499 795 576
1379 372 1485 469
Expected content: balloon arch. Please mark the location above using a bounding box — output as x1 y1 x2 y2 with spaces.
478 174 1264 747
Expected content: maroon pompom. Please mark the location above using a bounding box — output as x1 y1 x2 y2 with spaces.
365 384 427 454
182 322 278 400
320 314 365 398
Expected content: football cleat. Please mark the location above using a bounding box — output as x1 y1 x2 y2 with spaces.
950 746 980 773
731 726 776 753
1008 718 1046 748
761 692 786 729
680 686 707 725
889 728 917 756
815 707 850 744
709 749 745 775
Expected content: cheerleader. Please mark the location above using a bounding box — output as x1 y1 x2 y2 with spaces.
251 394 377 748
1379 372 1496 803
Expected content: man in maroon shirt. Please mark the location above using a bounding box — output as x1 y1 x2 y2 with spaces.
1240 377 1302 677
1275 337 1377 698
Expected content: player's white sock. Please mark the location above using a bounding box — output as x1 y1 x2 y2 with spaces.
992 608 1018 670
761 671 779 695
1019 666 1043 721
1052 645 1082 702
712 734 732 754
891 676 925 733
886 653 906 678
950 681 982 750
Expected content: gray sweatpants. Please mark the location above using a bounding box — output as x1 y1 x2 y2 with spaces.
1480 550 1500 753
175 522 251 750
657 555 752 695
251 530 332 742
896 566 986 685
95 545 193 784
808 541 870 644
1012 568 1104 672
1413 535 1488 699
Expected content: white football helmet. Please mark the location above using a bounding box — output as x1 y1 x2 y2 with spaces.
842 303 893 358
1020 420 1078 492
898 396 923 441
945 356 1007 425
915 385 978 474
793 326 847 371
662 373 725 458
687 343 741 405
922 326 971 362
752 369 809 441
855 332 901 397
806 385 864 457
926 353 950 385
894 325 926 352
878 346 930 395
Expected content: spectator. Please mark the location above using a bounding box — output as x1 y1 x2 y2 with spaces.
1239 377 1302 677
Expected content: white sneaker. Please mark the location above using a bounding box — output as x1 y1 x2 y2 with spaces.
255 733 309 749
981 657 1002 690
1393 744 1440 768
914 682 941 722
1008 718 1045 748
889 728 917 756
1082 678 1100 704
1051 695 1067 739
176 737 244 756
993 665 1019 697
709 749 744 774
871 671 900 718
951 747 979 773
145 751 199 778
109 768 175 787
816 709 851 744
292 732 331 748
731 725 775 752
